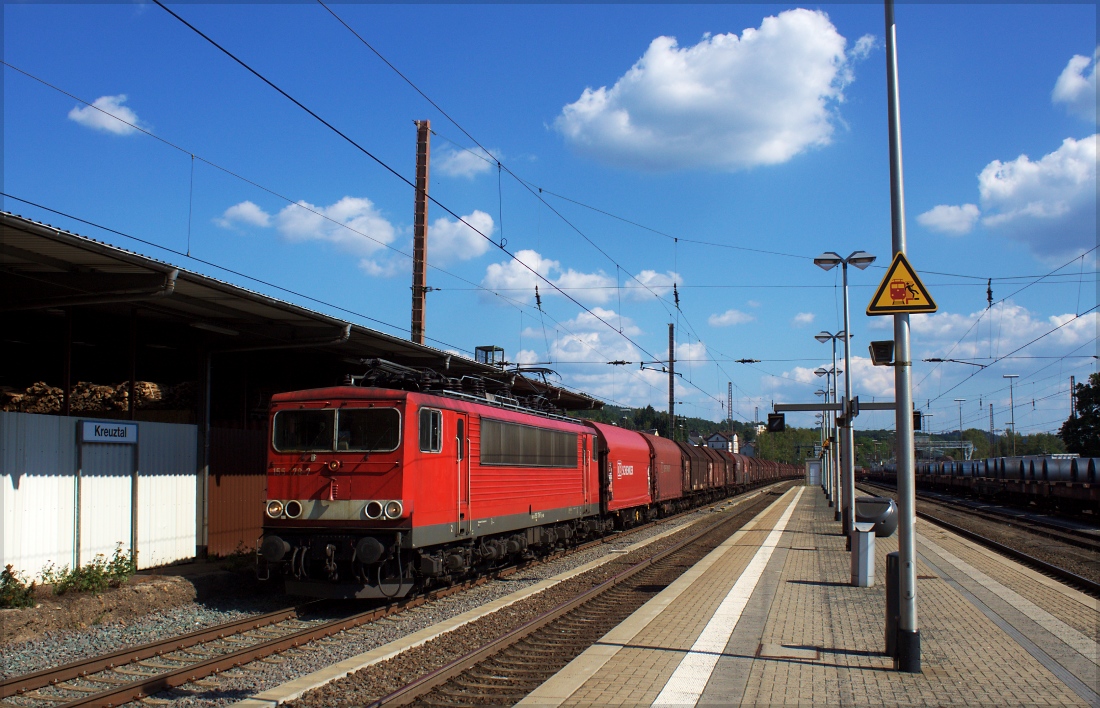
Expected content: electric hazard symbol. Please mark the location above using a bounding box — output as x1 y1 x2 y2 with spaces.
866 252 937 315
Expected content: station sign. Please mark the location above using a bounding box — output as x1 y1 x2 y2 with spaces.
867 252 937 315
81 420 138 444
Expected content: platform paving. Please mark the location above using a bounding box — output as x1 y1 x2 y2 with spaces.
521 484 1100 707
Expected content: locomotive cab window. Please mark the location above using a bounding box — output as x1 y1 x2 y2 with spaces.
273 410 334 452
274 408 400 452
419 408 443 453
337 408 401 451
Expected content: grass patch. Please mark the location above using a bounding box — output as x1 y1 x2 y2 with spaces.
0 565 36 608
41 543 138 596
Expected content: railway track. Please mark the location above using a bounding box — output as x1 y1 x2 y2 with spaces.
858 482 1100 597
1 485 785 708
351 487 790 708
860 481 1100 553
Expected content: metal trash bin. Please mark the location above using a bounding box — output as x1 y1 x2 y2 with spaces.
851 522 876 587
856 496 898 537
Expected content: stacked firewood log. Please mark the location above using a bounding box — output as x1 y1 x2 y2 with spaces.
0 381 196 413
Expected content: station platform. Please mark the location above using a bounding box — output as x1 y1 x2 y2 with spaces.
519 485 1100 707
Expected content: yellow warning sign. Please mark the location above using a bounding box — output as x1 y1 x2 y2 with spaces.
866 252 937 315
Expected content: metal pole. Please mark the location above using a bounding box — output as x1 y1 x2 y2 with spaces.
668 323 675 440
885 0 919 673
842 265 855 542
410 120 431 345
827 347 836 518
989 403 994 455
1009 379 1016 456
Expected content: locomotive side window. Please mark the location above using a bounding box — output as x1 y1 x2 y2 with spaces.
480 419 578 467
456 419 465 461
273 410 335 452
338 408 401 451
419 408 443 453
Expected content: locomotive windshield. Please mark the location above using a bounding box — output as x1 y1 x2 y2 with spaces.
273 408 400 452
338 409 400 451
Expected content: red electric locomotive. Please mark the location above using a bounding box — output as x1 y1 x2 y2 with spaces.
256 363 803 598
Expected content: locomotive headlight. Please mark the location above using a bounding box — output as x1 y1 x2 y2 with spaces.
383 500 404 520
364 500 384 520
284 500 303 519
265 500 284 518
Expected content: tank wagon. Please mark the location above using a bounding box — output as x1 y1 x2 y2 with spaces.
257 374 800 598
870 455 1097 512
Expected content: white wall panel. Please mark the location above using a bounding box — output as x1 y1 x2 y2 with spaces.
0 413 197 577
80 442 133 565
0 413 78 578
137 421 197 568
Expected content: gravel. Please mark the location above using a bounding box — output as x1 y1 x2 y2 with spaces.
0 486 782 707
0 593 297 681
154 491 779 707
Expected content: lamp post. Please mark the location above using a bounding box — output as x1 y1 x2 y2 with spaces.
815 365 841 517
815 331 847 518
815 392 827 493
814 250 876 542
1003 375 1018 456
954 398 966 452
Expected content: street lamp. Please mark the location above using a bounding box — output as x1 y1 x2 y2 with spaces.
1003 375 1019 456
815 331 848 519
815 250 876 541
815 365 842 514
954 398 966 445
814 391 828 494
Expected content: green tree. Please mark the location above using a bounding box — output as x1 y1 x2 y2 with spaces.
1059 372 1100 456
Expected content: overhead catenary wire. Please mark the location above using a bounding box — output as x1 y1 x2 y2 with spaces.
0 62 673 408
153 0 673 379
0 59 538 317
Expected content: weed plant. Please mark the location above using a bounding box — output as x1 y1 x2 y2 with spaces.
0 565 36 608
40 543 138 596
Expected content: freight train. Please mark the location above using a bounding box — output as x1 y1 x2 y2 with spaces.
256 365 800 598
867 456 1098 513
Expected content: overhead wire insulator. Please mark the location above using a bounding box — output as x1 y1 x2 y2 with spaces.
673 283 680 310
535 285 543 311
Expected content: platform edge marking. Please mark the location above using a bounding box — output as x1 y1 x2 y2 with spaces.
652 487 805 707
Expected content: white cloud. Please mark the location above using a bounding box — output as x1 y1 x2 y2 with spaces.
435 145 498 178
676 340 708 362
1053 49 1098 123
481 249 621 305
910 301 1099 360
215 201 271 229
791 312 816 327
708 309 755 327
560 307 643 337
430 210 495 264
917 203 980 235
554 9 872 171
977 135 1097 258
629 270 681 300
747 300 761 308
215 196 403 276
275 196 396 257
514 349 541 365
923 136 1096 258
67 94 145 135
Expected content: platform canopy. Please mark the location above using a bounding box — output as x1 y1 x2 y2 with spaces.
0 211 602 412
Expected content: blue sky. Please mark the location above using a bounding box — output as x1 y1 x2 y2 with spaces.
3 2 1096 436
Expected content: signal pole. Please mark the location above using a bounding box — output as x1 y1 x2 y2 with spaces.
410 120 431 345
885 0 920 672
668 323 675 440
